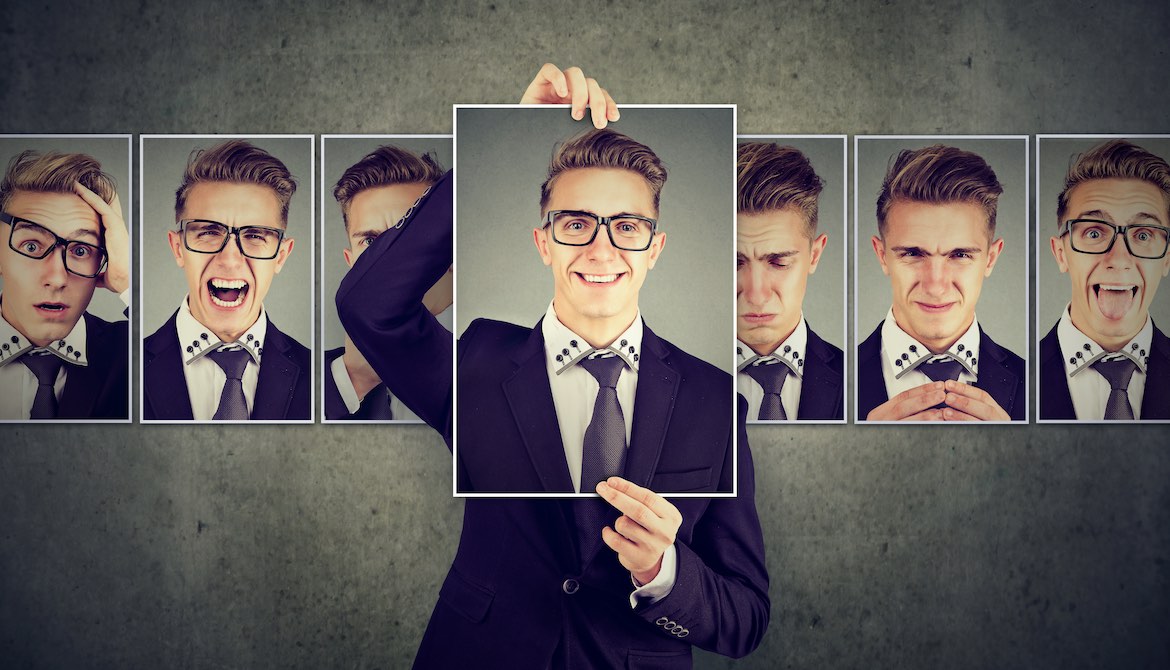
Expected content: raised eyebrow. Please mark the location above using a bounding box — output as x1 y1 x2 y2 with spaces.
69 229 101 242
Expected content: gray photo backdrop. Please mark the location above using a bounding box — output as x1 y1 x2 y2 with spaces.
321 136 453 351
855 137 1030 358
738 136 846 351
140 136 314 346
455 106 735 369
0 136 131 323
1036 136 1170 336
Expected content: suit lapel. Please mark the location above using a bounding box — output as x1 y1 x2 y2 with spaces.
252 322 301 420
797 329 842 420
1141 324 1170 420
974 329 1020 416
502 323 574 492
143 312 194 420
623 327 679 490
857 323 886 419
58 313 103 417
1039 323 1075 419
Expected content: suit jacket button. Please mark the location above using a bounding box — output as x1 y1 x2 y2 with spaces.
562 578 579 595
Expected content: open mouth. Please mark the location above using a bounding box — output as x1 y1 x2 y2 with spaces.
577 272 624 286
207 278 250 308
35 302 68 314
1093 283 1137 321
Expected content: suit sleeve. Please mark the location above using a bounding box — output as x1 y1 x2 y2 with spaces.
633 395 770 658
336 171 454 445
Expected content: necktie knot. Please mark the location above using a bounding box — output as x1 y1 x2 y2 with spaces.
22 352 64 384
920 358 964 383
578 354 625 388
1091 358 1137 390
209 348 251 380
744 360 789 394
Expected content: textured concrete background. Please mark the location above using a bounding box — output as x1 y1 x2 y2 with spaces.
1 1 1168 669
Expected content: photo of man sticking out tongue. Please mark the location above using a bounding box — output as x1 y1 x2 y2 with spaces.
1040 137 1170 421
142 138 312 422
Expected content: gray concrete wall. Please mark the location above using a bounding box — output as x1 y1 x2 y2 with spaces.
1 1 1167 669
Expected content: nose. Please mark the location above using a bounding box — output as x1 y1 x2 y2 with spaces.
41 247 71 289
1103 230 1135 269
920 258 950 297
585 223 619 259
740 263 770 307
214 231 247 265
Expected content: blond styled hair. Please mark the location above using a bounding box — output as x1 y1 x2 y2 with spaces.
876 144 1002 239
0 150 117 213
174 140 297 226
1056 139 1170 225
333 145 445 229
539 128 667 214
737 142 823 238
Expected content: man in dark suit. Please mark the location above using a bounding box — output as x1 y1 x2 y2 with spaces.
0 149 129 420
858 144 1025 421
337 64 768 668
323 144 451 422
1041 139 1170 420
143 140 309 421
735 141 842 421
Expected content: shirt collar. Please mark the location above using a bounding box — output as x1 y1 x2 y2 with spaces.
736 314 807 378
541 301 643 375
882 308 980 380
176 296 268 366
1057 304 1152 377
0 294 89 367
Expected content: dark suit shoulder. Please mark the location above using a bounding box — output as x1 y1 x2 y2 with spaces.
806 325 844 372
981 330 1025 374
267 319 311 364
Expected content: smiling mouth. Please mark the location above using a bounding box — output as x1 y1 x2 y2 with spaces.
577 272 624 285
916 302 955 313
1093 283 1137 320
207 278 250 308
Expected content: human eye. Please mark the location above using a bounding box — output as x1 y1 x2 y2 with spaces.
359 233 378 247
70 244 93 258
18 240 42 254
1130 227 1156 243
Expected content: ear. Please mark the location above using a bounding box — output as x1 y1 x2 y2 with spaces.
273 238 295 273
646 232 666 270
870 235 890 276
807 233 828 274
533 227 552 266
167 229 185 268
1049 235 1069 274
983 237 1005 277
343 247 354 268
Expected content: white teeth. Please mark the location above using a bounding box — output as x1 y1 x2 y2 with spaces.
582 274 619 283
210 294 245 308
1098 284 1136 291
211 279 247 289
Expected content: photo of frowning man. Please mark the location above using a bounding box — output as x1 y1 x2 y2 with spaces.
856 139 1028 422
1039 137 1170 421
322 137 452 422
336 68 767 667
0 137 130 421
141 137 312 422
736 139 845 422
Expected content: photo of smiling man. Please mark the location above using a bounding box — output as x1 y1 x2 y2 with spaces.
1038 136 1170 422
0 136 131 421
140 136 313 422
855 137 1028 423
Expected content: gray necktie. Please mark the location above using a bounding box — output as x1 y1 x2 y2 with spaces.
920 358 964 383
209 348 252 420
355 384 394 420
574 355 627 562
1091 359 1137 420
744 361 789 420
22 353 63 420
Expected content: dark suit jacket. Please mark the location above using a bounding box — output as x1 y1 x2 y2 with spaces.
337 172 770 668
142 311 310 420
1039 320 1170 420
857 321 1026 421
795 325 844 420
54 311 129 419
323 346 353 421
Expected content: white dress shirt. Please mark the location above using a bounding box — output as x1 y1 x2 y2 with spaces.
1056 305 1150 420
175 297 266 421
879 308 980 399
333 305 453 422
539 301 675 607
736 315 807 421
0 297 87 419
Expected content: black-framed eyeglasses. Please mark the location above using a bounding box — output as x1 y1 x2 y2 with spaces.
1 212 108 278
179 219 286 260
1059 218 1169 260
543 210 658 252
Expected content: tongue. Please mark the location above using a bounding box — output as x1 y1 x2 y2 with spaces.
214 288 243 303
1097 288 1134 320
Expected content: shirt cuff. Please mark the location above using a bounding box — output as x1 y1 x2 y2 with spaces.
628 543 677 608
